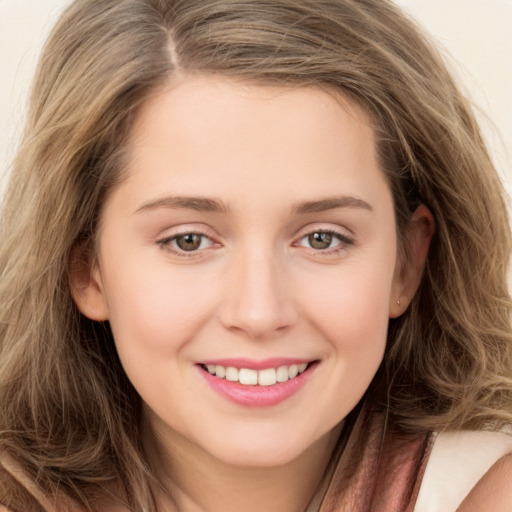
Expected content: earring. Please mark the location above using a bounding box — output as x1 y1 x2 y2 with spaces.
396 300 401 306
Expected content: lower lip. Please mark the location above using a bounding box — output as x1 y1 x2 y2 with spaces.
198 363 317 407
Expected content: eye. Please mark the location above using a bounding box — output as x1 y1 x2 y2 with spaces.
158 232 214 254
306 232 336 250
174 233 210 251
296 230 353 251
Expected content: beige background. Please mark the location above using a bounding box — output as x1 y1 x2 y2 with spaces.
1 0 511 197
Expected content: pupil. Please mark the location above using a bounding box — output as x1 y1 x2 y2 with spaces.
309 232 332 249
177 234 201 251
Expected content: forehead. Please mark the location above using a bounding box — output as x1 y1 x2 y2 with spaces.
129 76 372 151
117 75 391 215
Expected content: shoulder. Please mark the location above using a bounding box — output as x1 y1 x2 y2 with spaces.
415 429 512 512
457 452 512 511
457 454 512 512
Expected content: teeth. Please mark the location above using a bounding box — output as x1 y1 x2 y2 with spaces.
258 368 277 386
288 364 299 379
225 367 239 382
276 365 289 383
239 368 258 385
204 363 310 386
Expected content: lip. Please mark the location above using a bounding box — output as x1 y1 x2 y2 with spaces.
197 360 318 407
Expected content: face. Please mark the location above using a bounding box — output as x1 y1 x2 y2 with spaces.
74 76 427 468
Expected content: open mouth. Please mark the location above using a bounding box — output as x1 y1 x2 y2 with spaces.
199 361 317 387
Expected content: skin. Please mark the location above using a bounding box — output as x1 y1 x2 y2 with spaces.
73 76 433 512
457 454 512 511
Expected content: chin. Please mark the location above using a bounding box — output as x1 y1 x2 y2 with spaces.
196 423 333 469
209 443 307 469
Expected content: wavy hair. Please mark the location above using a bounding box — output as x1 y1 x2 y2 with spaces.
1 0 511 509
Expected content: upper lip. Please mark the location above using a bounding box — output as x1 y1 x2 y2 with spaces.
197 357 316 370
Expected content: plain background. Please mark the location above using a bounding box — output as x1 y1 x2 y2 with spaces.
1 0 511 198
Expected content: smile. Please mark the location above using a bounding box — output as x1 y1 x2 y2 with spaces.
203 363 309 386
198 360 318 407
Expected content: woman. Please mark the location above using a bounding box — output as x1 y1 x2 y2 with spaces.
1 0 511 510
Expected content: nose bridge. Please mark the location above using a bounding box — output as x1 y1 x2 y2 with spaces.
219 240 297 338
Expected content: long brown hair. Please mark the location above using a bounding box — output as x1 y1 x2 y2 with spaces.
1 0 511 509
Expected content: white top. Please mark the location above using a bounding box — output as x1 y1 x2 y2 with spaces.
415 429 512 512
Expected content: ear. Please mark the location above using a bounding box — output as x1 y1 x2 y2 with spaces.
69 242 109 321
389 204 435 318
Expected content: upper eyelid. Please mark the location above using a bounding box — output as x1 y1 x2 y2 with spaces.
294 223 355 240
295 231 354 246
156 223 218 240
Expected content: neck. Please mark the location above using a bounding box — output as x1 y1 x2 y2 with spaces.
143 417 343 512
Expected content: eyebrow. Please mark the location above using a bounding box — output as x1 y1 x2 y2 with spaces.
292 196 373 214
135 196 229 214
135 194 373 215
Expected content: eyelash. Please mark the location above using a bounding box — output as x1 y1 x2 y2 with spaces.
294 229 354 255
157 231 217 258
156 228 354 258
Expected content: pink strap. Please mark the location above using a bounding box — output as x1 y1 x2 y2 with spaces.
319 404 435 512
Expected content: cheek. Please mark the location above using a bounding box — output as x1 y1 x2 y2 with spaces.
100 263 220 413
100 253 219 359
305 279 390 427
296 258 394 410
319 282 389 384
300 263 393 346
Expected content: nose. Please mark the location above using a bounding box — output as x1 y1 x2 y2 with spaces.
218 248 299 339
